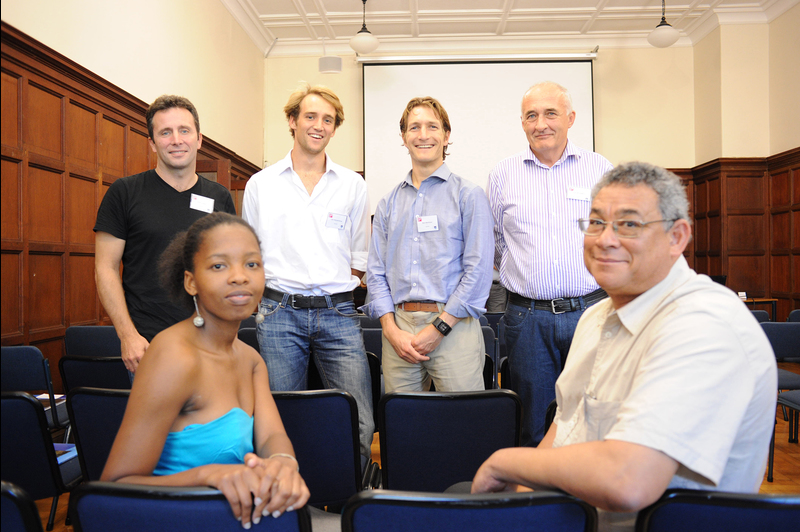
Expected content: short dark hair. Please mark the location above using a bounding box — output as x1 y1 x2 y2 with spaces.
158 213 260 311
399 97 452 160
146 95 200 140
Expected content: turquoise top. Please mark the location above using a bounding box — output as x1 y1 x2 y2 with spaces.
153 407 254 476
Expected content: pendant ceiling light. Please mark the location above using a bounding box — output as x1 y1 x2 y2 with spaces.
647 0 680 48
349 0 379 54
319 38 342 73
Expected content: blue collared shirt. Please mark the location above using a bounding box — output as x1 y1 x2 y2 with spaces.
362 163 494 319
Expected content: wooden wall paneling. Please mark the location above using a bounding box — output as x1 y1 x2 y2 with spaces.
767 147 800 319
27 164 64 243
1 157 22 241
24 81 63 161
28 252 64 334
2 23 260 380
68 253 97 325
127 126 153 176
1 69 20 147
1 251 23 339
66 99 98 170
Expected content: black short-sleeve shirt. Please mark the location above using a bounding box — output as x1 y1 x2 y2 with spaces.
94 169 237 340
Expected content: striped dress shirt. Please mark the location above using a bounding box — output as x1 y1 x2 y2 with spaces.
487 141 613 300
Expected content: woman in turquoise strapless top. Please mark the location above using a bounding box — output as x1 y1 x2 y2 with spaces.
102 213 309 529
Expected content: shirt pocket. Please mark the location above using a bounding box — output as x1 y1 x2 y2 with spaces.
584 393 623 442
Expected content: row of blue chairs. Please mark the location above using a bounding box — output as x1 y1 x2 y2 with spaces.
3 479 799 532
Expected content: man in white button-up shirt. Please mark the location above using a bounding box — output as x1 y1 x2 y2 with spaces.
242 84 374 459
473 162 776 532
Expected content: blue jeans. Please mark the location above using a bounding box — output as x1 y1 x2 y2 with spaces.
256 295 375 458
504 302 586 447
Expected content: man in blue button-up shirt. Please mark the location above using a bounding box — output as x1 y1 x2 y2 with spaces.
362 97 494 392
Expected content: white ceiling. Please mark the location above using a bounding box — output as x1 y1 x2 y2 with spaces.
221 0 798 57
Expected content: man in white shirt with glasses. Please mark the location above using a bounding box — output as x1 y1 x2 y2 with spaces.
473 161 776 531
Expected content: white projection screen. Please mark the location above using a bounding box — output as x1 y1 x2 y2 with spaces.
362 60 594 213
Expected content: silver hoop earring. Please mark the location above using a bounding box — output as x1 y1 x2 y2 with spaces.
192 295 205 328
254 311 265 324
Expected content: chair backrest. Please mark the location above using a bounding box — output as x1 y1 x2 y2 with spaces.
478 315 489 326
777 389 800 410
634 489 800 532
750 310 770 323
760 322 800 360
788 309 800 322
362 328 382 361
1 392 69 499
378 390 522 492
1 345 51 393
365 351 382 426
1 346 65 430
272 390 362 508
484 312 503 337
59 356 131 394
67 388 130 481
64 326 121 358
69 481 312 532
237 327 260 352
342 489 597 532
1 481 45 532
497 316 507 360
481 325 498 389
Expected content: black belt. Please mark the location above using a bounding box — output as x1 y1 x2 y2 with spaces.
508 288 607 314
263 287 353 309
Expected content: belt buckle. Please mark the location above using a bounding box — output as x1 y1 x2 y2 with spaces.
550 298 566 315
290 294 309 309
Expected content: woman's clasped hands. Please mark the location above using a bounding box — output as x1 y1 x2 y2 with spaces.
202 453 310 529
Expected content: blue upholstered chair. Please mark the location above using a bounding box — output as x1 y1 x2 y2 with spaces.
377 390 521 492
272 390 376 511
1 392 81 530
1 481 45 532
69 482 312 532
58 356 131 394
342 489 597 532
64 326 121 358
635 489 800 532
66 387 130 481
1 346 70 441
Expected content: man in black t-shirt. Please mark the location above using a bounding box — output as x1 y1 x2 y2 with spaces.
94 95 236 373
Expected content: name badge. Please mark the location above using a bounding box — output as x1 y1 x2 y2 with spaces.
190 194 215 213
416 215 439 233
326 212 347 230
566 187 591 201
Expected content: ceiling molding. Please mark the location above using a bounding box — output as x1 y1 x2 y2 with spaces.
222 0 799 58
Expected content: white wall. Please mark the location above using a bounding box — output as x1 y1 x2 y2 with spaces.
2 0 265 166
769 3 800 155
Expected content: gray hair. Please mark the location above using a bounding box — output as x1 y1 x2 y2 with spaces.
523 81 573 115
592 161 690 224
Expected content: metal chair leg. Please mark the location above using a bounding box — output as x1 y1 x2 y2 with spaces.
46 494 59 531
767 418 775 482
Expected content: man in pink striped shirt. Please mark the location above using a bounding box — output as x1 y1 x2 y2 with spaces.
487 81 612 446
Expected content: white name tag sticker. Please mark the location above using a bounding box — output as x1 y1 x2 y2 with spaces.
566 187 591 201
416 215 439 233
190 194 215 213
325 212 347 230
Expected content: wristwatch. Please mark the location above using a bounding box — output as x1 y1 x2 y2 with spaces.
432 317 452 337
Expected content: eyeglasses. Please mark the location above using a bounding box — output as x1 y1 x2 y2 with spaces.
577 218 676 238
